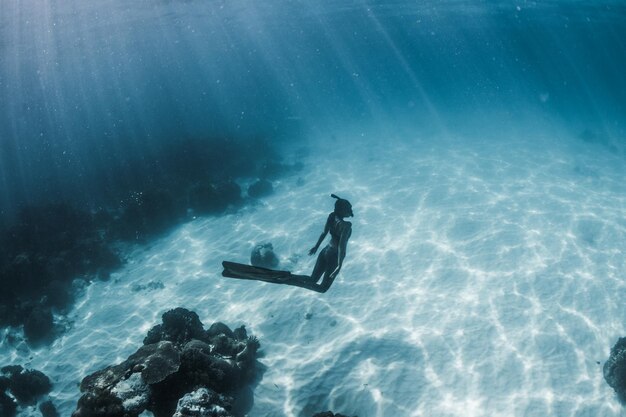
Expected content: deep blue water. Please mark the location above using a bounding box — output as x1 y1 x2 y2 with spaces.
1 0 625 225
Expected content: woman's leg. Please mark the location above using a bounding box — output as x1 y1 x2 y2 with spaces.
310 246 329 283
317 248 339 292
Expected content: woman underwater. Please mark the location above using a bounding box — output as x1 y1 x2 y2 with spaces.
307 194 353 292
221 194 353 293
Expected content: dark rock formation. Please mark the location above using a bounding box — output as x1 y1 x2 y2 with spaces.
0 203 124 343
0 365 52 416
23 306 54 345
1 365 52 405
0 373 17 417
232 326 248 342
0 390 17 417
214 181 242 207
247 179 273 199
80 341 180 394
250 243 279 269
144 308 210 348
74 308 260 417
604 337 626 403
207 322 236 340
73 390 125 417
0 136 296 346
45 279 75 309
40 400 60 417
172 388 233 417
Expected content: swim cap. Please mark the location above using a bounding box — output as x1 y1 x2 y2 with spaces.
331 194 353 217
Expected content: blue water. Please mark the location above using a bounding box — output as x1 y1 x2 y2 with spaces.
1 0 625 217
1 1 626 416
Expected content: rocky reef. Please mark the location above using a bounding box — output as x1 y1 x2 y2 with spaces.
72 308 260 417
0 203 123 345
0 365 56 417
0 137 302 345
604 337 626 404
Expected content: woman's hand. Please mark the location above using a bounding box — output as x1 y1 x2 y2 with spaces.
308 247 318 256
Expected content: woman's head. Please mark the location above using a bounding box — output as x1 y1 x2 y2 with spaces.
331 194 353 218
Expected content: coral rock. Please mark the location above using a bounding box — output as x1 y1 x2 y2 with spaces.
75 309 260 417
110 373 150 415
81 341 180 392
0 366 52 405
144 308 209 347
23 306 54 345
250 243 279 269
172 388 233 417
72 390 125 417
207 322 235 339
40 400 60 417
604 337 626 403
0 390 17 417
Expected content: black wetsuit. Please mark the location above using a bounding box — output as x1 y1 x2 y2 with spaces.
310 213 347 291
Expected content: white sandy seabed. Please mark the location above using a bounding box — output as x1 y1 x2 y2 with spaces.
1 127 626 417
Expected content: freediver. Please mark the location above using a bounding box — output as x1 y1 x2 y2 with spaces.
221 194 353 293
307 194 353 292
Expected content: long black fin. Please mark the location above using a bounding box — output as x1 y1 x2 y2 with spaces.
221 261 324 292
